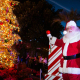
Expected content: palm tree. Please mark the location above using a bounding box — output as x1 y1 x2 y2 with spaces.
53 9 80 24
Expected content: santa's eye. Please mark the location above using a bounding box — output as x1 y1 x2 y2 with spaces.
66 28 69 30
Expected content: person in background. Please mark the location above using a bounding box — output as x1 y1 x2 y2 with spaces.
17 55 20 64
25 54 30 67
32 57 37 69
39 56 43 63
43 57 48 72
20 56 23 64
43 57 47 64
38 56 43 70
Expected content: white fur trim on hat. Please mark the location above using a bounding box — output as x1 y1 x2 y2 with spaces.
63 30 67 35
66 20 77 28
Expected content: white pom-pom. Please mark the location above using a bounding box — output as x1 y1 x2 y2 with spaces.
47 34 52 37
63 30 67 35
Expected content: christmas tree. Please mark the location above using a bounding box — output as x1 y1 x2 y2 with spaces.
0 0 22 68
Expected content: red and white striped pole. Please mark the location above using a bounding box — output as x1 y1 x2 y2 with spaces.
45 30 63 80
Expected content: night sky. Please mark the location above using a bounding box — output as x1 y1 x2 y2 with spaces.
46 0 80 12
16 0 80 13
46 0 80 27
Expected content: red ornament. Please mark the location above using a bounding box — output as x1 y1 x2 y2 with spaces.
10 2 12 6
17 25 18 27
10 29 12 31
0 22 3 25
14 4 15 6
46 30 50 34
6 19 9 22
6 7 9 13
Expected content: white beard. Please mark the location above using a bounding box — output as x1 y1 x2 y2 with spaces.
64 27 80 39
65 31 76 38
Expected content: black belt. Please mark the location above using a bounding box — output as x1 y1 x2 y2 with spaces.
63 53 80 60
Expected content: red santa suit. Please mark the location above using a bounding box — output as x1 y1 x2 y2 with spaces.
47 20 80 80
51 33 80 74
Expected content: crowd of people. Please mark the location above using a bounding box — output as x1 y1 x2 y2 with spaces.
17 54 48 73
0 54 48 80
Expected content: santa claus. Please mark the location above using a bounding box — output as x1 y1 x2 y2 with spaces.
47 20 80 80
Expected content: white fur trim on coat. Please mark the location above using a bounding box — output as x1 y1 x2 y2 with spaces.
59 67 80 74
61 32 80 74
63 32 80 56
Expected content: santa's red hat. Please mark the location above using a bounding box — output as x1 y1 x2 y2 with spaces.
63 20 77 34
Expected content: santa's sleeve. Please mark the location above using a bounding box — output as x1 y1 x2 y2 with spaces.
50 37 63 47
78 40 80 52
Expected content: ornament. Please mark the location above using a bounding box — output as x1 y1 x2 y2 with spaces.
5 39 8 43
6 7 9 13
6 19 9 22
14 4 15 6
0 22 3 25
18 39 22 42
10 2 12 6
17 25 18 27
7 49 11 52
46 30 50 34
12 31 14 34
18 39 22 44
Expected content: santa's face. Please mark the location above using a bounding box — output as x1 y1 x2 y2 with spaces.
65 26 79 38
66 26 76 33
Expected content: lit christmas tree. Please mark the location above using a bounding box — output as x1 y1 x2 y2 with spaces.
0 0 22 68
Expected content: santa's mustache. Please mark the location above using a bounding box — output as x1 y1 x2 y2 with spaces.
64 28 80 38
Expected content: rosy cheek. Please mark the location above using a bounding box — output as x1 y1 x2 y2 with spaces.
72 27 75 29
71 27 75 31
69 28 72 30
70 27 75 31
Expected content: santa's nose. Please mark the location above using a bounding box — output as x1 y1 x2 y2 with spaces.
66 26 74 31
